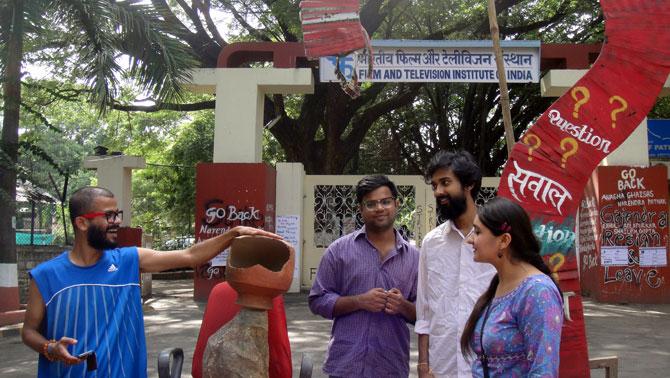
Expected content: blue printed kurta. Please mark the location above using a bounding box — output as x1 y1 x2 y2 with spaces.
470 274 563 377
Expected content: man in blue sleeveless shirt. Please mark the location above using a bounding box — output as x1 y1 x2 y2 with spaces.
21 186 281 377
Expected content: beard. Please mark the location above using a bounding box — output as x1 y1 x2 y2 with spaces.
436 190 468 222
87 223 118 250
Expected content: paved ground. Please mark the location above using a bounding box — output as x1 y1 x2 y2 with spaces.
1 279 669 377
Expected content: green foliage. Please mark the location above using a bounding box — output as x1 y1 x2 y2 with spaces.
13 69 297 246
14 79 205 243
650 97 670 119
41 0 197 110
1 0 203 250
132 110 215 247
395 194 417 234
263 128 286 167
5 0 640 247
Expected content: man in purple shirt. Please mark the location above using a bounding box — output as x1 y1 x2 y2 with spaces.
309 175 420 377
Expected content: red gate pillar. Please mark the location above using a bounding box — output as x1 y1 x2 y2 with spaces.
193 163 276 302
117 227 142 247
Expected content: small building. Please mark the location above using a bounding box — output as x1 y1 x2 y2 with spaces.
15 181 59 245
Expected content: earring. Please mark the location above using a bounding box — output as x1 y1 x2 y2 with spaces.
497 250 503 258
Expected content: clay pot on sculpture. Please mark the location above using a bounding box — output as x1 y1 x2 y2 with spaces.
225 235 294 310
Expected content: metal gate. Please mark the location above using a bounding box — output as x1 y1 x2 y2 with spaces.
301 175 499 289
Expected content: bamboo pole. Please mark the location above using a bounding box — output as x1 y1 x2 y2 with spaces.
487 0 515 157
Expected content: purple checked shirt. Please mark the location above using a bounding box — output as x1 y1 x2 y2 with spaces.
308 227 419 377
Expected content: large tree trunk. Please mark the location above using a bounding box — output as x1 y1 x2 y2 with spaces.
0 0 23 311
271 82 423 174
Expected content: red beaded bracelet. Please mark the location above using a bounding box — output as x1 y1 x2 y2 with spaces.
42 340 56 361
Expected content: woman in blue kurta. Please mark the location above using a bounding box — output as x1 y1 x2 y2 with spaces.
461 197 563 378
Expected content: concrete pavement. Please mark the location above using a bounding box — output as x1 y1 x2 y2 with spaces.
1 279 669 377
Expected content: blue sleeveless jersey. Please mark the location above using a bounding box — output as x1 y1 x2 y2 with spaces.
30 247 147 377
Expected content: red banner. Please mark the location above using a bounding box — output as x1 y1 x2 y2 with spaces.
580 166 670 303
497 1 670 376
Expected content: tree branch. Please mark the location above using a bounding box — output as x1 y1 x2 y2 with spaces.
175 0 209 37
18 141 65 176
258 0 299 41
219 0 271 41
572 13 604 43
196 0 227 47
390 123 424 174
348 83 423 145
18 101 61 133
22 81 91 102
426 15 481 40
474 0 521 35
360 0 405 36
111 100 215 112
151 0 221 66
500 1 570 36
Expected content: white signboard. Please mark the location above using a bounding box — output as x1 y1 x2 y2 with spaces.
320 40 541 83
600 246 629 266
639 247 668 267
210 247 230 267
276 215 301 280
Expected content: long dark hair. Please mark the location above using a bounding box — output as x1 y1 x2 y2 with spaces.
460 197 560 356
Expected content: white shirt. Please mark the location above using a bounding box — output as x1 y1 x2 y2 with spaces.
415 220 496 377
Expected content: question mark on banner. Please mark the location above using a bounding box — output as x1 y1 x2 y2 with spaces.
570 86 590 119
559 137 578 168
609 95 628 128
549 252 566 282
522 133 541 161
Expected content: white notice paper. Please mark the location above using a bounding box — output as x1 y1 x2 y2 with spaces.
600 246 629 266
210 247 230 267
276 215 301 278
639 247 668 267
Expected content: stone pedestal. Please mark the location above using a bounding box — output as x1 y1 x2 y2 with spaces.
202 309 268 378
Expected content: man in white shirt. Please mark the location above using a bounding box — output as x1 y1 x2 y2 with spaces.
415 151 496 377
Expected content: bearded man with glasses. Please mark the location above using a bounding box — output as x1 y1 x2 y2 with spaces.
309 175 419 377
21 186 281 377
415 151 496 378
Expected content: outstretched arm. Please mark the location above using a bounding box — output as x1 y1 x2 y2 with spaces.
138 226 282 273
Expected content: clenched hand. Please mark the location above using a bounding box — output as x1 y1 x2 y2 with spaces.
384 288 405 315
356 288 388 312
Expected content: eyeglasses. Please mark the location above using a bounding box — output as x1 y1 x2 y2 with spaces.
362 197 396 210
79 210 123 223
